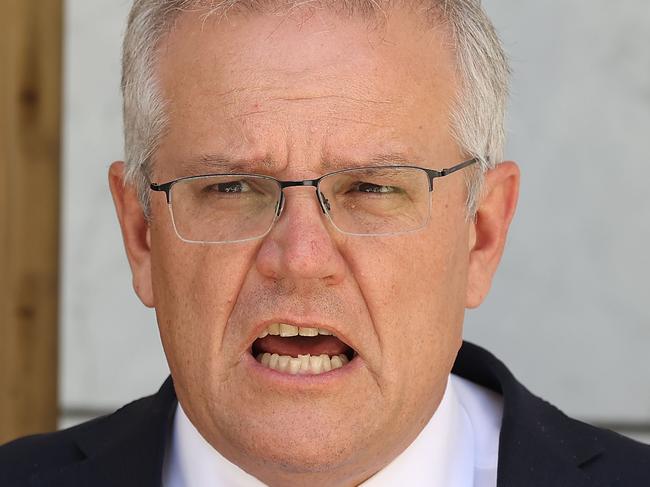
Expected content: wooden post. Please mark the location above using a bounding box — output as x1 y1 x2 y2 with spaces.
0 0 62 444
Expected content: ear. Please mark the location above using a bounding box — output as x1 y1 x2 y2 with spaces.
466 161 520 308
108 161 155 308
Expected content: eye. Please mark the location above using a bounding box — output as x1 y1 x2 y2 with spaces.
355 182 400 194
206 179 252 194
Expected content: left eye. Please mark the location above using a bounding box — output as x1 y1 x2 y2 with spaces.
356 182 398 194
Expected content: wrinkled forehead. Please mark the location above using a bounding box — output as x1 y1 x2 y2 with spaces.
153 4 460 175
156 1 456 89
177 0 446 26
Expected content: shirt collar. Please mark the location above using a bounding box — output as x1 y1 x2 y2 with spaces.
163 374 499 487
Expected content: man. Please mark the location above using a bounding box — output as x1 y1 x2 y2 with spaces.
2 0 649 485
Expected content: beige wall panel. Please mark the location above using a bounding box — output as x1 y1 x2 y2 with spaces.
0 0 62 444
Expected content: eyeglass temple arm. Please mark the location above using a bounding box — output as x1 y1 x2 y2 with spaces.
423 158 480 190
438 158 479 177
150 182 173 204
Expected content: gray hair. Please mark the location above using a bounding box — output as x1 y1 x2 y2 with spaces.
121 0 509 215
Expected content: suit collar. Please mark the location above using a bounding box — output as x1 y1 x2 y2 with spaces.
33 342 605 486
453 342 604 487
31 378 177 487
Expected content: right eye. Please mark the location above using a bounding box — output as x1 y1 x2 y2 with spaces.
203 179 252 194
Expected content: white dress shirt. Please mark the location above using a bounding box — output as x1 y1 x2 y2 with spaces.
162 374 503 487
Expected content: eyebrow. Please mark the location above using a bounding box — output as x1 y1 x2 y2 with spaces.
321 151 421 171
180 151 421 174
180 153 275 174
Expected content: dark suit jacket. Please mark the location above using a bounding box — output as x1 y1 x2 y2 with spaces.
2 342 649 486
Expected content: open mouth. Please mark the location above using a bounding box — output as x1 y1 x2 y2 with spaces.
251 323 356 375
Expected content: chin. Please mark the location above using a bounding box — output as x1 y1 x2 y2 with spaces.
213 407 372 477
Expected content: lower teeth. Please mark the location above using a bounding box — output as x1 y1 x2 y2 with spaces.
256 352 350 375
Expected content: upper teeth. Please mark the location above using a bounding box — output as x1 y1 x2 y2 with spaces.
258 323 334 339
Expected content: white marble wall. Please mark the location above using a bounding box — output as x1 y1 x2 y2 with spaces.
464 0 650 424
61 0 169 414
61 0 650 436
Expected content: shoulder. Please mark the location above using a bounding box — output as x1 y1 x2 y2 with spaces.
0 415 106 485
454 341 650 486
537 400 650 484
0 378 176 487
580 420 650 469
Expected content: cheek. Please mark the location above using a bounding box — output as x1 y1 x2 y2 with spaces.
352 226 468 326
148 215 258 373
347 220 468 386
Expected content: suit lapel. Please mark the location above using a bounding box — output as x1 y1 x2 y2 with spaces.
30 343 606 486
31 377 177 487
453 342 604 487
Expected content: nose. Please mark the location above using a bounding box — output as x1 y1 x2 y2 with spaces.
255 188 346 285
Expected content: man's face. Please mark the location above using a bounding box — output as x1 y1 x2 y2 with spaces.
112 7 511 486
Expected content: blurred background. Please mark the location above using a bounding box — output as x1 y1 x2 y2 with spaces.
2 0 649 445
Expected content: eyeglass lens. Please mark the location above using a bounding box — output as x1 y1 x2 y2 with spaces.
168 167 432 243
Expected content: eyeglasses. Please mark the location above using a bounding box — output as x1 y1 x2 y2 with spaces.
149 158 477 244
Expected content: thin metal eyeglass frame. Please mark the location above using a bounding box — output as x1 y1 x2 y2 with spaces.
149 158 478 243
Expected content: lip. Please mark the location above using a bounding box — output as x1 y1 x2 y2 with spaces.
243 350 364 389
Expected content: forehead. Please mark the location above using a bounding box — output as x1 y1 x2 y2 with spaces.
155 6 460 175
